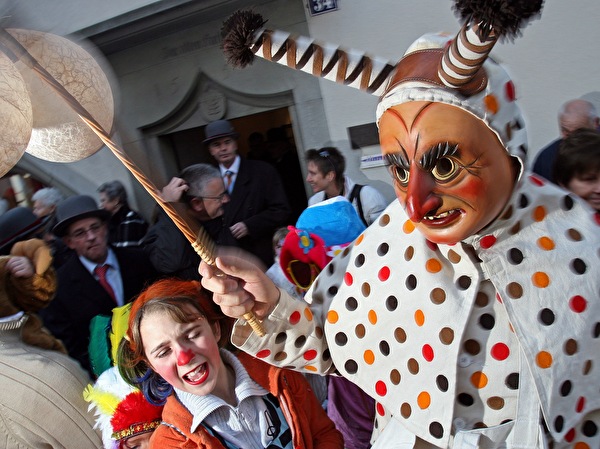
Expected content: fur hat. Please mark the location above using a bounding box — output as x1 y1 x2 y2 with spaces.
53 195 110 237
0 207 44 255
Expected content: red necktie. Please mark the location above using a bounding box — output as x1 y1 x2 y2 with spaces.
94 264 116 303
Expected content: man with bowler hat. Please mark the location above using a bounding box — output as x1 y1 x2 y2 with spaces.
39 195 157 375
204 119 290 267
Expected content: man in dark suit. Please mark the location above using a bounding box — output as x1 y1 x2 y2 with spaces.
204 120 290 267
39 195 157 374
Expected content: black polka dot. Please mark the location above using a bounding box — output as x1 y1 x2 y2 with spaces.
539 308 555 326
275 332 287 344
429 422 444 439
583 420 598 437
571 258 587 274
508 248 524 265
355 254 365 267
554 415 564 433
335 332 348 346
327 263 335 274
346 297 358 311
505 373 519 390
436 375 448 392
345 359 358 374
406 274 417 290
518 194 529 209
294 335 306 348
323 349 331 361
327 286 338 297
386 295 398 311
562 195 575 211
560 380 572 396
379 340 390 356
458 393 474 406
479 313 495 330
457 275 471 290
464 339 481 355
377 243 389 256
594 323 600 338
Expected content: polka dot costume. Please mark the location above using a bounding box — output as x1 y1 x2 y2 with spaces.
234 175 600 448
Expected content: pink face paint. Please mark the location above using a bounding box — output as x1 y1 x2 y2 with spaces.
177 348 194 366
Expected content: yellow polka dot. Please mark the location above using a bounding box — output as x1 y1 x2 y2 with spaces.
368 309 378 325
356 233 365 245
403 220 415 234
305 365 318 372
470 371 488 389
327 310 339 324
304 307 313 321
536 351 553 368
414 309 425 326
417 391 431 409
533 205 546 222
484 95 499 114
364 350 375 365
426 258 442 273
537 236 555 251
532 271 550 288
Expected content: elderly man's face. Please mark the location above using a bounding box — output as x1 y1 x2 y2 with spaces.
379 101 516 244
64 217 109 263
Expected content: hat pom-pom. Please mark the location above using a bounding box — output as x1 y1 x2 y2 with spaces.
452 0 544 41
221 10 267 68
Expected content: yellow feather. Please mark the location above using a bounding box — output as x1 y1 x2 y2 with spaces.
110 303 132 364
83 384 120 415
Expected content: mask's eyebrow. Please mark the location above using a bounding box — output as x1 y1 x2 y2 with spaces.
420 142 459 171
383 133 419 170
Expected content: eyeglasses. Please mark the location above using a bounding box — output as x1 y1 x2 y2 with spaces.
286 259 320 290
200 190 228 202
69 222 104 239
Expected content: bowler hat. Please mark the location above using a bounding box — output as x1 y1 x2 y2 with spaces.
0 207 45 254
203 119 239 145
53 195 110 237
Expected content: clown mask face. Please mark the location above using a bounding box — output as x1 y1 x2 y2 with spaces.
379 101 516 244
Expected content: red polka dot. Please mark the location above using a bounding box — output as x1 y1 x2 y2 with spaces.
344 272 353 286
529 174 545 186
422 344 434 362
496 293 503 303
378 266 391 281
576 396 585 413
569 295 587 313
491 343 510 361
375 380 387 396
289 311 301 325
256 349 271 359
480 235 497 249
426 240 438 251
376 402 385 416
595 213 600 226
303 349 317 361
505 80 516 101
565 428 575 443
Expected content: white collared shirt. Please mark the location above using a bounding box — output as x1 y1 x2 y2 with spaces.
220 155 241 194
79 248 124 306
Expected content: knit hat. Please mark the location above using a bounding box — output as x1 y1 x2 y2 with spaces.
53 194 110 237
221 1 544 169
0 207 44 255
203 119 239 145
83 366 163 449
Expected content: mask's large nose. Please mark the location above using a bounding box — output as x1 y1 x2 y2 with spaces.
177 348 194 366
405 165 442 222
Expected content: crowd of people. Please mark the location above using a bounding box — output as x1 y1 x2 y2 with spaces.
1 4 599 448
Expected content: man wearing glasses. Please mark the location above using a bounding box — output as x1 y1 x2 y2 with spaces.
39 195 157 375
143 163 238 281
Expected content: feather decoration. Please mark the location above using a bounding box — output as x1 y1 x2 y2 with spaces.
221 10 267 68
452 0 544 41
83 384 120 416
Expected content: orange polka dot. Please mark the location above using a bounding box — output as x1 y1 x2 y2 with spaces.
426 258 442 273
414 309 425 326
470 371 488 389
305 365 318 372
417 391 431 409
532 271 550 288
327 310 339 324
574 442 590 449
368 309 378 325
536 351 553 368
533 205 547 222
484 94 499 114
304 307 313 321
403 220 415 234
355 233 365 245
364 350 375 365
537 236 555 251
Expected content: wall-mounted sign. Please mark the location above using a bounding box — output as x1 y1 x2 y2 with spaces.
308 0 338 16
348 122 379 149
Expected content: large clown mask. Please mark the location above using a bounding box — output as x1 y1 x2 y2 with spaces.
380 101 517 245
